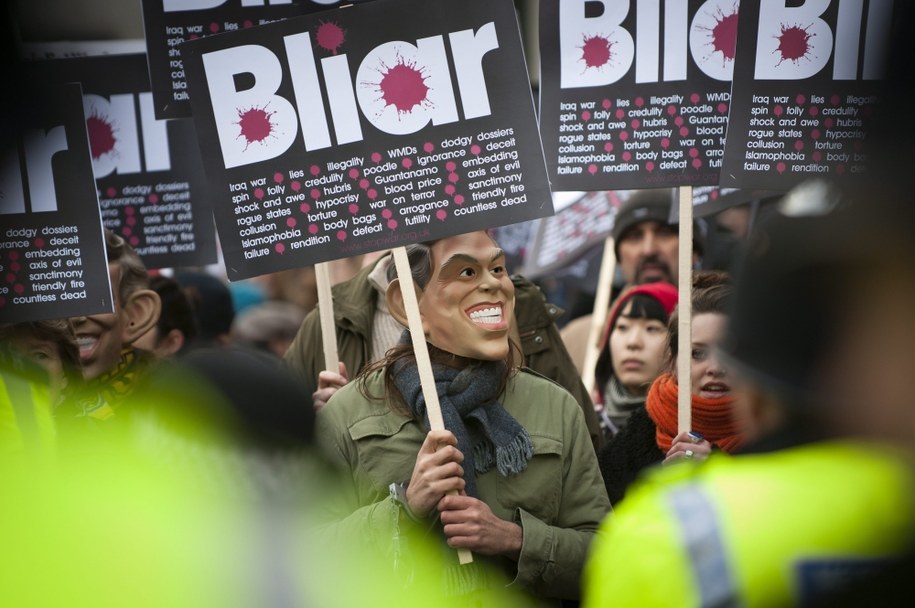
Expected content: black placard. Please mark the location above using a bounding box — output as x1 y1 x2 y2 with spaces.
721 0 894 188
183 0 553 281
0 84 113 323
539 0 739 190
141 0 375 119
32 54 218 270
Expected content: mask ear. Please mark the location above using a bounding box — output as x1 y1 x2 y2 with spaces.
121 288 162 346
385 278 411 329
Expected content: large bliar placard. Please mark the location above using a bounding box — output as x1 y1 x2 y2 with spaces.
539 0 739 191
721 0 894 188
0 83 113 323
32 54 218 270
183 0 553 281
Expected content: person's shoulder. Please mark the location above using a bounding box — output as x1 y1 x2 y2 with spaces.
509 367 579 411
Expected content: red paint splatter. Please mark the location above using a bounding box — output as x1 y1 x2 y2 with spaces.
794 140 804 151
382 209 393 219
445 184 456 195
14 284 24 295
645 161 655 172
775 24 814 66
446 161 457 172
622 152 631 161
582 111 591 121
310 188 321 199
300 203 311 214
371 152 382 163
310 165 321 176
6 272 15 283
336 230 347 241
602 99 612 109
710 11 738 61
580 35 613 69
690 148 699 158
291 181 301 192
236 105 276 149
635 97 645 107
615 109 625 120
129 236 140 247
619 131 629 141
34 238 45 249
402 158 413 169
660 138 669 149
690 93 700 104
309 224 319 234
348 168 359 179
274 172 284 183
631 119 641 129
359 179 369 189
367 188 377 200
424 142 434 153
776 162 786 173
448 173 459 183
436 210 447 221
348 203 359 214
470 145 481 155
680 127 689 137
588 164 598 175
107 187 117 197
667 105 677 115
692 159 702 169
254 188 265 200
315 21 345 55
8 252 18 261
604 142 614 152
86 113 116 160
275 243 285 254
127 216 137 226
796 94 806 105
376 59 430 114
454 195 464 205
148 193 159 203
387 219 398 230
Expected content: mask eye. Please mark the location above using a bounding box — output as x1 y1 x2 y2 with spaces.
459 267 476 278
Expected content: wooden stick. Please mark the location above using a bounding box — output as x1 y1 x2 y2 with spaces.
580 235 617 401
677 187 693 434
392 246 473 565
315 262 339 373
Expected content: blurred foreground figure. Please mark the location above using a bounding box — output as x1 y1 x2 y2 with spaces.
583 181 915 607
2 347 509 607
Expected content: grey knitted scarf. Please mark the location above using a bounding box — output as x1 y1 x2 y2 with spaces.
391 345 533 498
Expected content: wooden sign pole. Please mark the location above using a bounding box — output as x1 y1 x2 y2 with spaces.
315 261 339 373
580 235 617 407
392 246 473 565
677 187 693 434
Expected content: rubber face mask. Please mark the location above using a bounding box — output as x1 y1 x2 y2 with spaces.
418 232 515 361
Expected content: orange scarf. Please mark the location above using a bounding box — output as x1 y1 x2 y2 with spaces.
645 373 744 453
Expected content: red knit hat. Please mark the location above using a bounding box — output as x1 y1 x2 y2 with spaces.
592 281 679 406
598 282 679 354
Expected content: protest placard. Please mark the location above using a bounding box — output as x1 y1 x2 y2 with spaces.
539 0 739 190
0 84 112 323
721 0 894 188
183 0 553 281
31 53 217 269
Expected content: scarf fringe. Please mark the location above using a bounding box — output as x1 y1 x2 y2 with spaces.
495 430 534 477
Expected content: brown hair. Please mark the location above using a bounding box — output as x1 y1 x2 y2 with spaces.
667 270 733 365
0 319 82 387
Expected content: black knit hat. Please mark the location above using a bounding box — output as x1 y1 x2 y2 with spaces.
612 189 704 258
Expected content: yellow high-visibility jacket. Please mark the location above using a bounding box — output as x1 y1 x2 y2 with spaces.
584 441 915 607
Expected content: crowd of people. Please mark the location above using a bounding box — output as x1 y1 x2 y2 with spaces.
4 12 914 604
3 170 913 606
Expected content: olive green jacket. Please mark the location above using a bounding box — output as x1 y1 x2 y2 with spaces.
284 256 603 451
315 368 611 604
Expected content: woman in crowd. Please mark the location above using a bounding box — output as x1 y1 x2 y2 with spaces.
593 282 678 436
598 271 745 505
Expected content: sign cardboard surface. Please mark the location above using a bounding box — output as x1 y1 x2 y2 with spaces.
32 53 218 270
539 0 739 190
141 0 375 119
183 0 553 281
0 83 113 323
720 0 894 188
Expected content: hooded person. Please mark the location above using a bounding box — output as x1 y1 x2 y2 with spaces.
314 231 610 606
